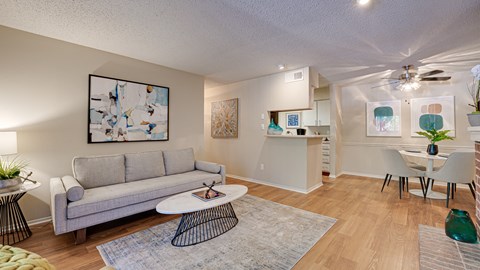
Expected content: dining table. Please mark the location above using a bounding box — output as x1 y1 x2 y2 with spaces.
398 150 448 199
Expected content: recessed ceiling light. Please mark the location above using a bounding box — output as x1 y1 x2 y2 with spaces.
277 64 286 70
357 0 370 6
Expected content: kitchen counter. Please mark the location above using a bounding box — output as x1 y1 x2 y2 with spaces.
261 134 327 193
265 135 328 139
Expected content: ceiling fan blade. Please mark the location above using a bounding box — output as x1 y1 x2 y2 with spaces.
419 76 451 81
381 77 400 80
418 70 444 78
371 81 401 89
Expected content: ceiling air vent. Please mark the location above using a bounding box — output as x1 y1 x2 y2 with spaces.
285 69 304 83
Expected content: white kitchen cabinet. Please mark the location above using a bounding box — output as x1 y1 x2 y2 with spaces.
302 99 330 126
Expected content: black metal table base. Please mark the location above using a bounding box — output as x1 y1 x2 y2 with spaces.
172 202 238 247
0 192 32 245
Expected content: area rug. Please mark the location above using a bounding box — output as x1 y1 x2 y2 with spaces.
97 194 336 270
419 224 480 270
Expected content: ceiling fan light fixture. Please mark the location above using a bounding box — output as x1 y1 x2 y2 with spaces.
356 0 371 6
397 81 420 92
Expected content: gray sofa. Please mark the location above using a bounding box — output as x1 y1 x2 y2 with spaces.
50 148 225 244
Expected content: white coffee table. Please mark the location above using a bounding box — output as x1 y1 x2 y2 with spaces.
156 184 248 247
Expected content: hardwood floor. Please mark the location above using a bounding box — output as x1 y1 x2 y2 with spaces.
15 175 476 269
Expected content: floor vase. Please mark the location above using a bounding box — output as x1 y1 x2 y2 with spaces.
445 209 478 244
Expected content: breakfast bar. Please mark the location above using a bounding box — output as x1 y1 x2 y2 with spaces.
264 135 328 193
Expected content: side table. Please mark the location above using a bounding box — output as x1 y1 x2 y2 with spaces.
0 182 41 245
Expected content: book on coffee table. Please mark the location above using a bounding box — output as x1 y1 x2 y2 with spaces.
192 190 226 202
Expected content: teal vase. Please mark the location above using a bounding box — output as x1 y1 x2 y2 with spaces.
267 119 283 135
268 119 277 130
274 124 283 134
445 209 478 243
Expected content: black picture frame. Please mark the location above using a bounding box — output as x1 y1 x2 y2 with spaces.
88 74 169 143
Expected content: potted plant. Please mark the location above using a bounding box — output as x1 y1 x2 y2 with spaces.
416 128 453 155
0 156 28 192
467 64 480 126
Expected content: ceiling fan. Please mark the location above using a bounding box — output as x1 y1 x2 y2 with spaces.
375 65 451 91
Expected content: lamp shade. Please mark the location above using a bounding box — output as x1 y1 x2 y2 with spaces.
0 132 17 155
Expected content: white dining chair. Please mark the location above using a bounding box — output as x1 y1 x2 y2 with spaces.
382 148 428 191
381 148 426 199
424 151 475 208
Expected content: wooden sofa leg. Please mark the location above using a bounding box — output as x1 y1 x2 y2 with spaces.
74 228 87 244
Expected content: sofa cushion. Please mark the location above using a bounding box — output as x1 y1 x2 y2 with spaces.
67 170 222 219
195 160 221 174
163 148 195 175
72 154 125 189
62 175 84 202
125 151 166 182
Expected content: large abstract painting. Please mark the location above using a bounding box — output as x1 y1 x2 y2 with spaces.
211 98 238 138
410 96 455 137
88 75 169 143
366 100 401 136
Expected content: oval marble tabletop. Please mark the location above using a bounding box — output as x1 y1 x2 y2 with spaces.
156 184 248 214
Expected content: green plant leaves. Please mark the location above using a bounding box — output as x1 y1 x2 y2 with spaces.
416 128 453 144
0 156 28 180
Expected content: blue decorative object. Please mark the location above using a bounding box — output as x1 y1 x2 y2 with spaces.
274 124 283 134
267 119 283 135
445 209 478 244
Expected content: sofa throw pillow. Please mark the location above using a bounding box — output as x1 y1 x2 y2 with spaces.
73 154 125 189
62 175 84 201
125 151 166 182
163 148 195 175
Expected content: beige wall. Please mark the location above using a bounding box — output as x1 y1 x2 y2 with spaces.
204 67 315 191
339 71 474 178
0 26 205 221
329 84 343 178
314 86 330 100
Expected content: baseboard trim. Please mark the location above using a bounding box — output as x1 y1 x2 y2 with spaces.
226 174 322 194
329 173 342 179
306 182 323 193
341 171 384 180
28 216 51 226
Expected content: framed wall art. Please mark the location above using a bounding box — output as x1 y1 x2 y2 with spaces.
410 96 455 137
211 98 238 138
88 75 169 143
366 100 401 137
286 112 301 128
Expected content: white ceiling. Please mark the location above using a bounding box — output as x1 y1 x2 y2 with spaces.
1 0 480 88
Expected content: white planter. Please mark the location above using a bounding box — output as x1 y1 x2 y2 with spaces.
0 177 22 193
467 114 480 126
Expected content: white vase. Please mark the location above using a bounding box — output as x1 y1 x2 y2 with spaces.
0 177 22 193
467 113 480 126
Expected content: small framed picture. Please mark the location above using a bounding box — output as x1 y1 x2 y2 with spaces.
286 113 301 128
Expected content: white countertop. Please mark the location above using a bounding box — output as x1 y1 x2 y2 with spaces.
265 135 328 139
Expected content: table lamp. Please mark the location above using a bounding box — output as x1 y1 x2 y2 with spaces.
0 131 17 156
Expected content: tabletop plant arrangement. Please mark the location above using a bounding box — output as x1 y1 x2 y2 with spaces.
0 156 34 193
416 128 454 155
467 64 480 126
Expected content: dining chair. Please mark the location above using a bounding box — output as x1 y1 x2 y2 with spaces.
424 151 475 208
382 148 429 191
382 162 427 191
381 148 426 199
